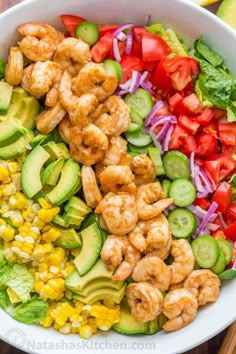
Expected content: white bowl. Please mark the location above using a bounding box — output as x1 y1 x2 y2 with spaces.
0 0 236 353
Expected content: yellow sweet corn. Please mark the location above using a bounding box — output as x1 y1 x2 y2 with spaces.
41 228 61 242
51 302 75 326
79 325 93 339
48 248 66 265
22 204 40 222
38 198 52 209
32 216 45 230
32 244 54 261
90 304 120 330
38 207 60 223
0 224 15 241
7 161 20 174
4 210 24 227
1 183 17 197
0 165 10 182
39 278 65 300
9 192 29 210
62 261 75 278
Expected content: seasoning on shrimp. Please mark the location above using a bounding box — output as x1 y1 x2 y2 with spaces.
99 165 136 194
81 166 102 208
5 47 24 86
130 154 156 186
36 102 66 134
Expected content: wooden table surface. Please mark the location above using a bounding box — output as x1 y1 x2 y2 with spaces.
0 0 234 353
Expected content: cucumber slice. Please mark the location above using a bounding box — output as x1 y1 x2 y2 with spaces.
128 142 154 154
218 269 236 280
163 151 190 180
162 179 172 197
191 236 220 268
126 122 142 133
124 88 154 119
103 59 122 83
75 21 99 46
168 207 197 238
130 108 143 126
125 131 153 147
169 178 196 207
148 147 165 176
210 251 226 274
217 239 233 265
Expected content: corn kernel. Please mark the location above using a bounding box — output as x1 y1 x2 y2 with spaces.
38 198 52 209
38 207 60 223
42 228 61 242
7 162 20 174
34 280 44 293
32 216 45 229
59 323 72 334
79 325 93 339
41 315 54 328
0 165 10 182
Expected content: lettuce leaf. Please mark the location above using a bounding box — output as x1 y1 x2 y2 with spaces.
7 299 48 324
194 38 223 67
6 264 34 303
0 263 13 289
0 289 10 310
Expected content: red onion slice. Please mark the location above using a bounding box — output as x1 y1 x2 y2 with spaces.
113 23 134 36
218 212 227 230
195 201 218 237
126 29 133 55
163 124 174 152
144 100 164 128
113 38 121 62
190 153 195 179
115 31 127 41
129 70 142 94
140 81 157 98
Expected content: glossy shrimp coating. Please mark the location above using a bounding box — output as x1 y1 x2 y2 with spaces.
102 136 128 166
128 214 171 253
69 124 109 166
99 165 136 194
130 154 156 186
53 37 91 76
126 282 163 323
58 115 72 144
17 21 62 61
95 192 138 235
74 62 118 101
162 289 198 332
100 235 141 281
91 95 131 136
184 269 220 306
132 255 171 292
169 239 195 284
5 47 24 85
147 235 173 260
36 102 66 134
136 182 173 220
59 70 98 127
81 166 102 208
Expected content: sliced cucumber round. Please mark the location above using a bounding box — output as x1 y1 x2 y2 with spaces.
162 179 172 198
75 21 100 46
126 122 142 133
130 108 143 126
163 150 190 180
103 59 122 83
124 88 154 119
217 239 233 265
125 131 153 147
191 235 220 268
169 178 196 207
218 269 236 280
210 251 226 274
168 207 197 239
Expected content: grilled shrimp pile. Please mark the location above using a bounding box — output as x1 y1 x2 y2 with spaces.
5 21 221 333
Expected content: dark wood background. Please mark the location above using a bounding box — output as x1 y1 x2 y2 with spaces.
0 0 234 353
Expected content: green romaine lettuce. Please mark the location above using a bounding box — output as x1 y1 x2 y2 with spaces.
6 264 34 303
0 289 10 310
6 299 48 324
194 38 223 67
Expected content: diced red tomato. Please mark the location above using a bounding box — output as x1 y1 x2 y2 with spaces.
222 144 236 155
224 221 236 242
142 32 172 62
91 33 113 63
120 55 144 83
211 229 226 240
227 204 236 220
162 56 200 91
213 107 227 120
202 120 218 138
178 115 200 135
203 153 236 184
219 123 236 146
60 14 86 37
195 133 219 158
98 24 119 36
132 26 149 42
131 39 142 58
183 93 203 114
194 198 211 210
178 134 198 156
195 108 214 125
142 61 159 71
150 58 173 94
211 182 232 213
110 40 126 60
168 124 188 150
169 93 187 115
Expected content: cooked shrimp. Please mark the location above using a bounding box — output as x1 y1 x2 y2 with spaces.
184 269 220 306
70 124 109 166
162 289 198 332
128 214 171 253
102 136 128 166
17 21 61 61
136 182 173 220
58 115 72 144
169 239 195 284
53 37 91 76
100 235 141 281
74 62 118 101
5 47 24 85
132 255 171 292
59 70 98 127
22 61 62 99
36 102 66 134
169 282 184 292
147 235 172 260
81 166 102 208
130 154 156 186
99 165 136 194
126 282 163 323
95 192 138 235
45 87 59 107
91 95 131 136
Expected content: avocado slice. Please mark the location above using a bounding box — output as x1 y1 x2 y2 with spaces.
52 214 67 227
42 157 65 186
73 284 126 304
21 145 50 198
0 130 34 160
62 213 84 228
44 141 65 162
57 143 71 158
65 258 114 292
74 224 103 276
80 213 107 243
113 301 149 334
54 228 82 249
0 119 25 147
46 159 81 206
31 133 54 148
11 86 29 103
217 0 236 29
0 82 13 114
78 278 124 298
20 96 40 129
64 196 91 217
0 101 24 121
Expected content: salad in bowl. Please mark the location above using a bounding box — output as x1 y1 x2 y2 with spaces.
0 0 235 353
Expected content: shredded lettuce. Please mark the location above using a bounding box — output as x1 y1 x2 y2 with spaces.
0 289 10 310
194 38 223 67
146 23 165 35
6 298 48 324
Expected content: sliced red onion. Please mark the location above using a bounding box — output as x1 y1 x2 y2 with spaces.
129 70 142 94
151 115 177 125
115 31 127 41
117 88 130 96
190 153 195 179
195 201 219 237
149 130 162 150
163 124 174 152
207 223 220 231
218 212 227 230
113 38 121 62
144 14 151 26
140 81 157 98
194 165 205 193
188 205 217 222
155 121 171 142
113 23 134 36
199 167 214 193
119 78 131 90
141 71 149 82
126 29 133 55
232 259 236 271
203 168 217 190
144 100 164 128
